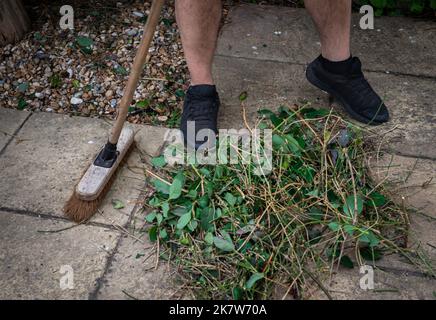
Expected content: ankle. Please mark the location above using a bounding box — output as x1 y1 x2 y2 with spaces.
319 54 353 75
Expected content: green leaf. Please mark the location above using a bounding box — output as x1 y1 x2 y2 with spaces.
72 79 80 88
161 202 170 218
187 220 198 232
224 193 236 206
344 224 355 236
284 134 302 155
156 213 163 225
113 66 128 76
200 207 214 231
369 192 387 207
111 199 124 209
340 256 354 269
159 228 168 239
151 155 167 168
175 89 185 98
359 230 380 247
176 212 192 230
232 287 243 300
76 36 93 48
76 36 93 54
272 134 286 150
136 99 150 108
360 247 383 261
257 109 275 117
152 179 170 194
204 232 214 245
239 91 248 102
17 98 27 110
148 226 158 242
145 211 157 223
328 222 341 232
343 195 364 218
213 236 235 252
245 273 264 289
309 207 324 222
169 172 185 200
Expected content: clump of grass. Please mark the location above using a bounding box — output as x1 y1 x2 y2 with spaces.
143 104 433 299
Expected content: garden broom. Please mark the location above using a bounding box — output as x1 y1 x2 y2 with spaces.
64 0 166 222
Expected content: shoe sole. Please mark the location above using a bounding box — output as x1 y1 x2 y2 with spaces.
306 64 385 126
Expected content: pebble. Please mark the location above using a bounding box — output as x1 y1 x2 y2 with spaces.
126 28 138 37
132 11 144 18
105 90 114 98
35 92 44 98
70 97 83 105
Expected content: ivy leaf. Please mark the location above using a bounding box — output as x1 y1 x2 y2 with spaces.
176 212 191 230
369 192 387 207
224 193 236 207
156 213 163 225
360 247 383 261
344 224 355 236
272 134 286 150
161 202 170 218
148 226 158 242
136 99 150 108
152 178 170 195
151 155 167 168
145 211 157 223
328 221 341 232
204 232 214 245
175 89 185 98
169 172 185 200
18 98 27 110
113 66 128 76
245 273 264 290
159 229 168 239
359 230 380 247
343 195 364 218
213 236 235 252
340 256 354 269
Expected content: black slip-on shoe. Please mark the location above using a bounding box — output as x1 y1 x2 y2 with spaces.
306 56 390 125
180 85 220 150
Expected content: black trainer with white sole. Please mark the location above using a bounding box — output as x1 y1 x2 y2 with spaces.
180 85 220 150
306 56 390 125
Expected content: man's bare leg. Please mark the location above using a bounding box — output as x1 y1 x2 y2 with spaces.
175 0 222 85
304 0 351 61
304 0 389 124
176 0 222 149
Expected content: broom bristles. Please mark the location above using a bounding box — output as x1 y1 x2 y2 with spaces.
63 143 135 223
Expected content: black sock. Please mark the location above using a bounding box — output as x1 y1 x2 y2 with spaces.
188 84 217 97
319 55 353 75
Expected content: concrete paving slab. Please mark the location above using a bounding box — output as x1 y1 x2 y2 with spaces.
94 230 178 300
0 110 168 226
218 4 436 78
214 55 327 129
214 55 436 159
369 153 436 260
0 211 119 299
0 108 30 151
309 265 436 300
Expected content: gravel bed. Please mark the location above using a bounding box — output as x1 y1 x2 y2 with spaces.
0 0 188 127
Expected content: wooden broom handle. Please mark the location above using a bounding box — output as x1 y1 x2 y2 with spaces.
109 0 166 144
